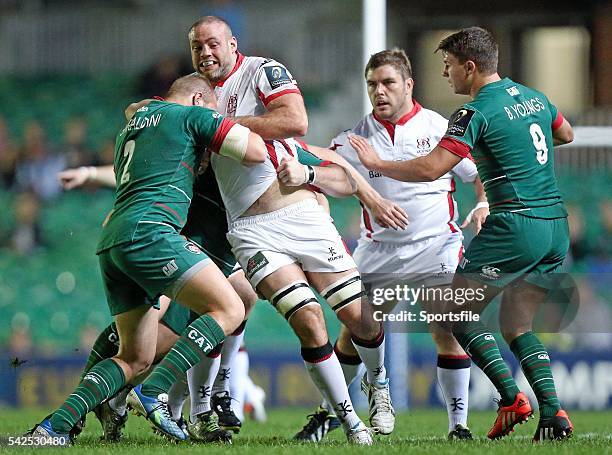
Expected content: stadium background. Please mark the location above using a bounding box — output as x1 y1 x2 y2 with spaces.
0 0 611 418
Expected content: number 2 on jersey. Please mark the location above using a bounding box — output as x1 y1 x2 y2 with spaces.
120 140 135 184
529 123 548 164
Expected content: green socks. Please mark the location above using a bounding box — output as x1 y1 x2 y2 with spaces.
50 358 125 433
80 323 119 380
510 332 561 417
454 321 520 405
140 314 225 397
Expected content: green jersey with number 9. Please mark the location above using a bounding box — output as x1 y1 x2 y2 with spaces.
97 100 233 253
439 77 567 219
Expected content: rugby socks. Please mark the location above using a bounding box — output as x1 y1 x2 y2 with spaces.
351 328 386 384
141 314 225 397
187 343 222 421
335 342 363 386
49 358 125 433
230 347 250 420
212 320 247 396
80 323 119 380
167 375 189 420
322 343 362 414
453 321 519 406
437 355 471 430
510 332 561 417
302 343 361 430
108 387 131 416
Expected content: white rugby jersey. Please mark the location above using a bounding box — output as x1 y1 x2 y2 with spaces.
213 52 301 118
331 101 478 244
211 139 304 222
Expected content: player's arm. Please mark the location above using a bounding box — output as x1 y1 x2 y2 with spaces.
304 143 408 230
350 134 461 182
58 165 116 189
277 154 356 197
232 93 308 139
211 121 267 167
460 176 489 233
552 116 574 146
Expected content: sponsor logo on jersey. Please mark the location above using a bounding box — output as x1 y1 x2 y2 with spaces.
184 242 202 255
264 65 293 89
506 86 520 96
368 170 383 178
162 259 179 277
480 265 500 280
226 94 238 116
246 251 269 279
136 106 148 112
327 246 344 262
446 108 475 137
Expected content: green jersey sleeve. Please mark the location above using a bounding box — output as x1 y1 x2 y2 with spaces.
184 107 235 153
296 145 329 167
438 105 487 158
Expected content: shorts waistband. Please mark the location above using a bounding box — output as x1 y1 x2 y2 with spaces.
231 198 318 228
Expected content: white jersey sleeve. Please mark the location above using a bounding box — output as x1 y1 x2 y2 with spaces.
450 157 479 183
253 59 301 106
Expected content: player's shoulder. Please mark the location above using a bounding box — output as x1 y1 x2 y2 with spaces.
418 106 449 129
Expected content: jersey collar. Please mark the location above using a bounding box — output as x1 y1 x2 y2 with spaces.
372 100 422 143
214 51 245 88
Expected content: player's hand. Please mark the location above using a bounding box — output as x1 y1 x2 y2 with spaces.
349 134 383 171
57 167 91 190
461 205 489 234
277 154 307 186
370 197 409 230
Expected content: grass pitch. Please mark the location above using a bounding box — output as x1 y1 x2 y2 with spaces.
0 408 610 454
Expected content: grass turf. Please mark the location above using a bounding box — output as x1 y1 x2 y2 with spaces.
0 408 610 454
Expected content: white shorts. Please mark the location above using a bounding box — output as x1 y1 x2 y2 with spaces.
353 233 463 289
227 198 357 287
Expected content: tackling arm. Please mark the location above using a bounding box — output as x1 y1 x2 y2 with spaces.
305 143 408 230
350 134 461 182
232 93 308 139
58 165 116 189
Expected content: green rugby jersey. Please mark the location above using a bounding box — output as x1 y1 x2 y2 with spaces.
439 77 567 219
97 100 233 252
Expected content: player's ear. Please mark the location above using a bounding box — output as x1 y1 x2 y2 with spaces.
229 36 237 52
465 60 477 75
405 77 414 93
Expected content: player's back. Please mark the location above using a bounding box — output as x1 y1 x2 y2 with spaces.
98 101 223 252
464 78 566 218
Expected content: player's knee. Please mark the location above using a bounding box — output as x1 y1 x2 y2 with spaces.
320 271 365 314
270 280 321 321
116 352 154 379
223 297 246 333
431 331 464 354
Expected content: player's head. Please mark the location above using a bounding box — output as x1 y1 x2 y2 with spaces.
364 49 414 123
188 16 238 84
165 74 217 109
436 27 498 95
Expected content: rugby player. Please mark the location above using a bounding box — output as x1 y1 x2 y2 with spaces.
28 74 266 444
353 27 574 442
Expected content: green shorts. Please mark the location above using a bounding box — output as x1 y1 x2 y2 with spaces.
98 227 212 315
457 212 569 288
181 196 236 277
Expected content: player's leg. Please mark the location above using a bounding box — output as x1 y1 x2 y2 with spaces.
499 216 572 441
257 263 371 444
422 292 472 440
210 268 257 432
308 269 394 435
31 303 158 443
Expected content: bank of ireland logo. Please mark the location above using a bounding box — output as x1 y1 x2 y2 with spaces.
480 265 500 280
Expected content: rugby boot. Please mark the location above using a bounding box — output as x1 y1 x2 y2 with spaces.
533 409 573 442
293 405 342 442
487 392 533 439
